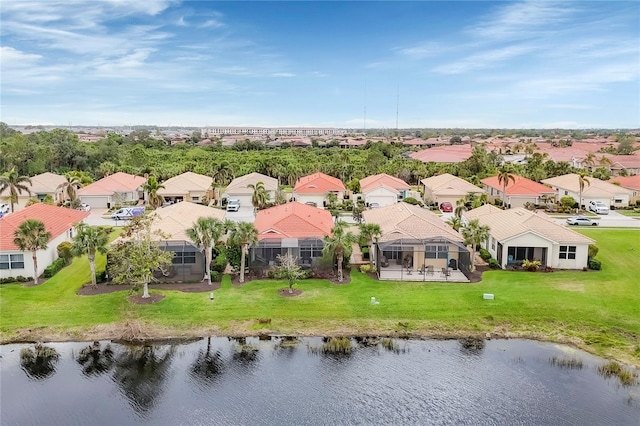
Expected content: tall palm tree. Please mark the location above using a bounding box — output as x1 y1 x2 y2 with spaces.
13 219 51 285
142 175 165 210
461 219 490 272
211 162 234 205
57 174 82 206
186 217 225 285
578 173 590 211
446 216 462 232
358 223 381 267
0 167 32 212
496 166 516 209
323 221 357 282
583 152 596 170
71 224 109 288
247 181 270 211
229 221 258 283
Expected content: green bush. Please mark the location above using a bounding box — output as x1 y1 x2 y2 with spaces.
96 270 108 283
479 248 492 261
588 244 599 259
488 258 501 269
522 259 541 272
360 264 371 273
211 247 228 273
15 276 31 282
210 270 220 282
57 242 73 265
43 258 66 278
588 258 602 270
403 197 424 207
0 277 17 284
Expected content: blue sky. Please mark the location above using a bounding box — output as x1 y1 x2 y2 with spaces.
1 1 638 128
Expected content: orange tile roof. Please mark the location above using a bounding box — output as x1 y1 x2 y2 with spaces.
254 202 333 240
482 174 556 196
410 145 473 163
609 175 640 191
294 172 345 194
0 203 89 250
77 172 146 196
360 173 410 194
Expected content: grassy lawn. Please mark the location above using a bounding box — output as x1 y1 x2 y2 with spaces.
1 228 639 365
618 210 640 218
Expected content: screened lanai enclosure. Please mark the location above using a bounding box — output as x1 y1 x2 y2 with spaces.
375 237 471 282
249 238 325 270
153 240 206 282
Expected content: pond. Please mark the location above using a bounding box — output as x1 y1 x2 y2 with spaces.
1 337 638 425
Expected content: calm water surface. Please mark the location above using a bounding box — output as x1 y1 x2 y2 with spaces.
1 338 638 425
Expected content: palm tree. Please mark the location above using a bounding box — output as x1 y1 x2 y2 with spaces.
358 223 381 267
247 181 270 211
57 174 82 206
461 219 490 272
583 152 596 170
13 219 51 285
229 221 258 283
71 224 109 288
0 167 32 212
186 217 225 285
496 166 516 209
578 173 590 211
446 216 462 231
142 175 165 210
211 162 234 205
323 221 357 282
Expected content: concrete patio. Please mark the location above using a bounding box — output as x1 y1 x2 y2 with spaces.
378 267 469 282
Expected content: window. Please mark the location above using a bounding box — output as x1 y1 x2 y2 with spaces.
172 251 196 264
425 245 448 259
614 199 622 204
491 238 496 250
300 246 323 258
559 245 576 260
0 254 25 270
192 196 200 201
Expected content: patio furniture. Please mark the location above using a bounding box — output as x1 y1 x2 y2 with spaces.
426 265 434 276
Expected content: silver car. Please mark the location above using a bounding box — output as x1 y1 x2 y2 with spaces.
566 216 598 226
226 199 241 212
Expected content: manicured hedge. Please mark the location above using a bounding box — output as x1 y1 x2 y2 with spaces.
43 258 66 278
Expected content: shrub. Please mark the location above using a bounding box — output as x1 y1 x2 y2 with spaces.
360 264 371 273
588 258 602 270
560 196 577 210
0 277 17 284
211 247 228 273
588 244 599 259
225 244 243 270
210 270 220 282
43 258 66 278
57 242 73 265
403 197 424 207
479 248 492 261
15 276 31 282
301 269 314 279
97 270 108 283
488 258 501 269
522 259 541 272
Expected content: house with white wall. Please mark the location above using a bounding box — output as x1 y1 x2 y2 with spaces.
360 173 411 207
542 174 632 209
77 172 146 209
223 172 278 208
293 172 346 208
157 172 213 204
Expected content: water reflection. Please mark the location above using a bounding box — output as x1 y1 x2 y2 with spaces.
112 344 174 415
189 337 224 386
19 343 60 380
459 337 485 355
76 341 115 376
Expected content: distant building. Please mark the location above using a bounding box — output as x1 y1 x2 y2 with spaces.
202 127 346 136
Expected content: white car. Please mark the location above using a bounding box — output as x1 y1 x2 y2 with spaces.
588 200 609 215
0 203 9 214
566 216 598 226
226 199 241 212
77 203 91 212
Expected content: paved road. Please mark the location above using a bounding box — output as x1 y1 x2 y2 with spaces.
549 210 640 228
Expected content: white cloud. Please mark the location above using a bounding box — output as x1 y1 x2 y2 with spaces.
433 44 539 74
0 46 42 66
271 72 295 78
395 42 444 59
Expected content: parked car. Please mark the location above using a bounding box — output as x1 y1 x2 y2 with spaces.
77 202 91 212
0 203 9 214
226 199 241 212
304 201 318 207
566 216 598 226
111 207 145 220
588 200 609 215
368 202 380 209
440 202 453 213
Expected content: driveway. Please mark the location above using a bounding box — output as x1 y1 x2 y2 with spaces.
83 208 119 226
224 206 256 223
549 210 640 228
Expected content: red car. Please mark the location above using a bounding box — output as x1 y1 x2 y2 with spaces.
440 202 453 213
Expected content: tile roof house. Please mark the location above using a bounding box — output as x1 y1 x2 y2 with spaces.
223 172 278 208
482 174 556 208
0 204 89 280
77 172 146 209
362 203 470 282
251 201 333 269
410 145 473 163
463 204 594 270
0 172 67 212
421 173 484 206
359 174 411 208
542 174 633 209
609 175 640 204
293 172 346 208
157 172 213 204
147 202 226 282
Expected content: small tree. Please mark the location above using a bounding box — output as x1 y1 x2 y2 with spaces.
323 221 357 282
142 175 165 210
57 174 82 206
228 221 258 283
358 223 381 267
496 166 516 208
560 196 577 211
0 167 32 213
274 254 305 293
108 216 173 298
461 219 490 272
57 241 74 265
186 217 225 285
72 224 109 288
578 173 590 210
13 219 51 285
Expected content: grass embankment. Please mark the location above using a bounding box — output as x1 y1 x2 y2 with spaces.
1 229 639 366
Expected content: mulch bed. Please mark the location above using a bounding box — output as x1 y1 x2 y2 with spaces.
77 280 220 296
467 265 489 283
277 288 303 297
129 293 165 305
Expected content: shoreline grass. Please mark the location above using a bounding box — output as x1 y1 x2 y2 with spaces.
1 229 639 367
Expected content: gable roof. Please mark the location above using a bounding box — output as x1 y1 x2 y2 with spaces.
609 175 640 191
254 202 333 240
293 172 345 194
542 174 633 197
421 173 484 196
225 172 278 195
149 202 226 242
77 172 146 196
157 172 212 196
28 172 67 194
482 174 555 196
410 145 473 163
0 203 89 250
360 173 410 194
462 204 594 244
362 202 463 243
